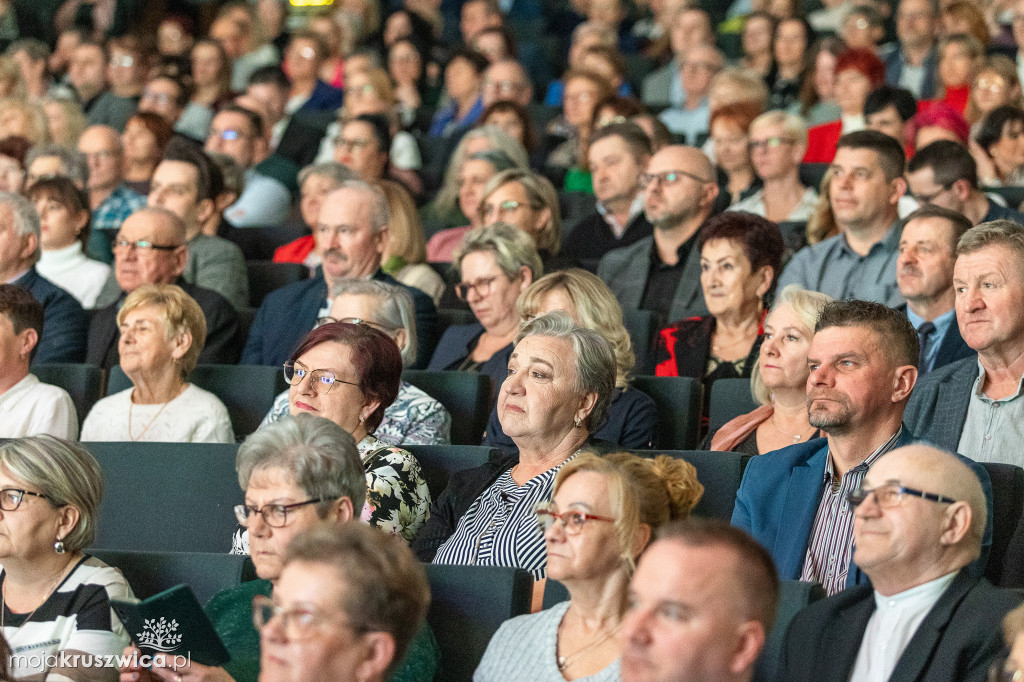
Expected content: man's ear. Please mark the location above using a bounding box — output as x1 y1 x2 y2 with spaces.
196 197 216 225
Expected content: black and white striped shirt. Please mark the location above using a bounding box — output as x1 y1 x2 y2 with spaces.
433 456 577 580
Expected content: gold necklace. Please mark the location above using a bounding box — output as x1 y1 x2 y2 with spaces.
556 612 622 672
128 400 171 441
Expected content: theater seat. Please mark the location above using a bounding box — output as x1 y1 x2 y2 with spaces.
753 580 827 682
979 462 1024 587
107 364 287 438
633 449 747 521
708 378 759 435
245 261 308 308
402 370 492 445
85 441 242 553
405 445 498 499
630 376 702 450
90 550 250 606
622 308 657 374
31 363 104 426
424 564 533 682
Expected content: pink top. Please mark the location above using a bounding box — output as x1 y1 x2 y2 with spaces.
425 225 472 263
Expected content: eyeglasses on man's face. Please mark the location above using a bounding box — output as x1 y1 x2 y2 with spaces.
333 137 374 152
846 482 957 510
0 488 56 511
112 238 181 253
908 184 953 206
639 169 712 189
234 498 324 528
534 501 615 535
252 594 364 640
748 136 796 152
283 362 360 395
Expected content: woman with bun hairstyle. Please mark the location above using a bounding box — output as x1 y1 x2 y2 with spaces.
474 451 703 681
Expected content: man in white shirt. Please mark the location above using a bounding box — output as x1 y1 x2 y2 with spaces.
779 444 1019 681
0 284 77 439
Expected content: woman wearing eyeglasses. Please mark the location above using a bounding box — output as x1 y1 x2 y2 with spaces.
259 280 451 446
428 224 541 406
0 436 134 681
80 284 234 443
475 451 703 681
119 415 439 682
279 322 429 542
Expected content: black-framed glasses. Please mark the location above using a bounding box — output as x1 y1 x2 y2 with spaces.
234 498 325 528
283 362 360 394
534 501 615 535
112 239 181 252
333 137 373 151
748 136 796 152
909 184 953 205
455 276 499 301
252 594 365 640
0 488 55 511
988 657 1024 682
639 169 712 189
846 482 958 510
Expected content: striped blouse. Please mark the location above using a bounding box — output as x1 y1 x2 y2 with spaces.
432 455 578 580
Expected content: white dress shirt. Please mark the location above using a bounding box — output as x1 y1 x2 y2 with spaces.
0 374 78 439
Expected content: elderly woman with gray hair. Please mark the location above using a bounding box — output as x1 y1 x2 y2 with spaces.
414 312 616 592
120 413 439 682
260 279 451 446
0 435 133 681
428 223 542 404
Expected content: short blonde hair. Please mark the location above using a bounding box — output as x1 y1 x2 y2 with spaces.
453 222 543 282
750 109 808 146
554 451 704 571
376 179 426 264
0 97 49 145
479 169 561 255
517 268 634 388
710 68 770 112
40 96 87 148
117 284 207 379
749 285 833 405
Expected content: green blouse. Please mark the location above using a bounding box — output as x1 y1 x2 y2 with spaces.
204 579 440 682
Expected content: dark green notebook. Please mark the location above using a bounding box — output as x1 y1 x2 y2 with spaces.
112 585 231 667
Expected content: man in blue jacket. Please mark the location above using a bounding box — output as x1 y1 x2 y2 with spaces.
242 181 437 368
732 300 992 595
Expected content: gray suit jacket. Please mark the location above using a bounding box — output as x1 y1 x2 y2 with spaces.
597 235 708 323
184 233 250 312
904 356 979 453
642 61 677 108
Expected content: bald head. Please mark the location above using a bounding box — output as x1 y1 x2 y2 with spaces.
643 145 718 234
78 125 124 193
652 144 715 181
483 60 532 107
854 444 986 594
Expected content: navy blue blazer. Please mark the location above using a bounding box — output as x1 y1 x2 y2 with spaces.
882 43 938 99
482 386 658 452
16 267 87 364
732 427 993 584
427 322 511 406
298 80 344 114
895 304 976 373
241 269 438 368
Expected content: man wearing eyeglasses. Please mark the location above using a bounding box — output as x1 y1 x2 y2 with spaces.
733 300 993 596
907 141 1024 226
598 144 716 332
86 206 241 369
77 125 145 260
780 444 1018 682
482 60 533 108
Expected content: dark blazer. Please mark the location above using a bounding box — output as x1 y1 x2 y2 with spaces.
17 267 88 364
86 280 242 369
427 322 512 406
298 80 344 114
895 304 976 373
732 427 993 583
242 269 438 368
904 357 978 453
483 386 658 453
564 211 653 272
779 570 1021 682
597 235 709 325
652 315 762 379
882 43 939 100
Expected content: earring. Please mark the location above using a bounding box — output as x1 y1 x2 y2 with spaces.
359 415 366 423
574 416 582 428
54 539 65 554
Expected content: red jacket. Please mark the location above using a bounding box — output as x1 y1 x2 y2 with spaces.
273 235 315 264
803 120 843 164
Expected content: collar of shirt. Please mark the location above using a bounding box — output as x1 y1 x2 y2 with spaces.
648 230 695 269
596 194 645 237
822 426 904 484
4 267 30 285
838 220 902 260
872 569 957 611
972 358 1024 404
906 306 956 341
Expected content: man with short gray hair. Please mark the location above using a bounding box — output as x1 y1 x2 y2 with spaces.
0 192 88 363
242 180 439 368
906 219 1024 466
25 143 88 189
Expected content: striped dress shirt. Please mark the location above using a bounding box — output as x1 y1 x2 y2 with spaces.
801 429 902 595
433 456 577 580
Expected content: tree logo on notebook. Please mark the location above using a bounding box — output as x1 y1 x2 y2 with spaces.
136 617 183 652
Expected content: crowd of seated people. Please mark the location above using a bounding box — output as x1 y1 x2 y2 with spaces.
5 0 1024 678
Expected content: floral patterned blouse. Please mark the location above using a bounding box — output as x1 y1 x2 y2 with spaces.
230 436 431 553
